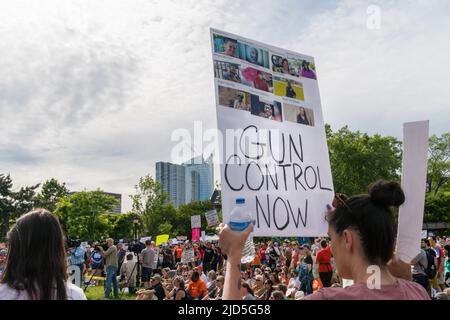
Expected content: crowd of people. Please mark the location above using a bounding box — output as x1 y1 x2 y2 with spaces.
0 181 449 300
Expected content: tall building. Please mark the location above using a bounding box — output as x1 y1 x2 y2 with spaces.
156 154 214 208
155 162 186 208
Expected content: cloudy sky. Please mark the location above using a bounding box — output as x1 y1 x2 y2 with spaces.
1 0 449 212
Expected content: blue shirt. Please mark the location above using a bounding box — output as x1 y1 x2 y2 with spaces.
69 247 85 265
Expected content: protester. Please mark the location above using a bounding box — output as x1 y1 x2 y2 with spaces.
412 239 432 294
117 242 126 272
316 239 333 287
68 239 85 287
218 181 431 300
298 244 314 295
120 253 137 294
242 282 256 300
98 238 119 299
0 209 86 300
186 271 207 300
140 240 156 289
167 276 186 300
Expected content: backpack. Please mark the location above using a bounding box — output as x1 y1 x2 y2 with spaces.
423 249 437 279
91 251 103 265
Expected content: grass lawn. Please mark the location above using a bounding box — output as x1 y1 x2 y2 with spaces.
84 285 138 300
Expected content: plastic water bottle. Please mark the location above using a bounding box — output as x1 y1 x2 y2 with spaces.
229 198 255 264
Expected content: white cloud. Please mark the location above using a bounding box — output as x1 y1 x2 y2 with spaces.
1 0 448 211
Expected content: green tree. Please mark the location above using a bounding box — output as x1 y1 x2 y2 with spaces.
326 125 402 196
54 190 118 241
104 212 139 241
174 200 215 238
34 178 69 213
0 174 39 240
130 175 176 237
427 133 450 194
424 192 450 223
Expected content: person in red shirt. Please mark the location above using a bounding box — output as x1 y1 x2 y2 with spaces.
173 244 183 264
186 271 207 300
316 239 333 287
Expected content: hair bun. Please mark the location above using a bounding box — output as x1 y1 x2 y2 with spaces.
368 180 405 207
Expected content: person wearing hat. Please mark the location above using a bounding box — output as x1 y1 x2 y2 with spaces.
194 265 208 284
136 274 165 300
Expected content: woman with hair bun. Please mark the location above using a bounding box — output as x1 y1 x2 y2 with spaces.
219 181 430 300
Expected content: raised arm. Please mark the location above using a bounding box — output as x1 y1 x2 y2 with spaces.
218 223 254 300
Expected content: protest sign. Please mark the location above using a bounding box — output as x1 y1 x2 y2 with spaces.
201 230 206 242
191 215 201 229
139 236 151 244
156 234 170 246
211 28 334 237
181 248 195 264
421 230 428 240
396 121 429 263
191 228 201 242
205 209 220 227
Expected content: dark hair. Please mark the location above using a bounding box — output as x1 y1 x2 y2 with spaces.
271 290 284 300
326 181 405 265
320 239 328 249
175 276 185 289
126 253 133 260
242 282 254 295
1 209 68 300
191 271 200 282
145 239 151 246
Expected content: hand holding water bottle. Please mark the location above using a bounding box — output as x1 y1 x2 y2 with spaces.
217 198 255 263
217 223 253 261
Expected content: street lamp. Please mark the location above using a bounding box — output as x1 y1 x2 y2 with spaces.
133 219 139 242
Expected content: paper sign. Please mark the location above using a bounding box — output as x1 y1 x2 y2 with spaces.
396 121 429 263
139 236 151 244
191 215 201 229
211 28 334 237
421 230 428 239
156 234 170 246
205 209 220 227
201 230 206 242
181 248 195 264
192 228 201 241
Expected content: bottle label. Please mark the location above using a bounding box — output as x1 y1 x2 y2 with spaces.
229 221 251 232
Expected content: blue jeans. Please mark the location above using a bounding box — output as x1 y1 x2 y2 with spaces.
105 266 118 298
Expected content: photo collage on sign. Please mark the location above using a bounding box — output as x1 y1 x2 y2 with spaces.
213 32 315 127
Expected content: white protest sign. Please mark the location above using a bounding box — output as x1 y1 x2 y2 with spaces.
191 215 201 229
201 230 206 242
205 209 220 227
421 230 428 239
140 236 151 244
211 29 334 237
396 120 429 263
181 248 195 264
